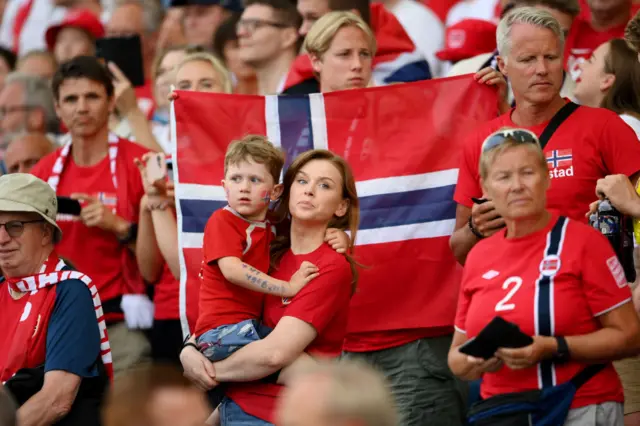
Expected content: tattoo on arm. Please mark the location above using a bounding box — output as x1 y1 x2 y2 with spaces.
242 263 287 295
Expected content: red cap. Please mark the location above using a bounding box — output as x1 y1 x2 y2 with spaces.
436 19 497 63
45 9 105 51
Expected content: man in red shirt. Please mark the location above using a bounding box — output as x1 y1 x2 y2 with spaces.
565 0 633 80
450 7 640 265
31 56 152 374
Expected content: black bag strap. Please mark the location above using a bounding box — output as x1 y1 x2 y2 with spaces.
538 102 580 149
570 364 607 389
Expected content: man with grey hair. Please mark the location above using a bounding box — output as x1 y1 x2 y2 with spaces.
0 73 59 152
276 360 398 426
450 7 640 275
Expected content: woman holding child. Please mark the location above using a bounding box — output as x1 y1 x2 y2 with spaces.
180 140 359 425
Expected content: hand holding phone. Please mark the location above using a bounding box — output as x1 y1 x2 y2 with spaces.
57 196 82 216
96 35 145 87
470 197 505 238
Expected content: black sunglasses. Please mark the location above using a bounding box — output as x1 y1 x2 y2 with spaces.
481 129 539 153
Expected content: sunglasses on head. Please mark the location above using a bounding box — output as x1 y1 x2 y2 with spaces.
481 129 540 153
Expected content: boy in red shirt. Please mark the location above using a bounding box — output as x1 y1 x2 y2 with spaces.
193 135 329 363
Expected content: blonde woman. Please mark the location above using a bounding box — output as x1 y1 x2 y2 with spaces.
175 52 233 94
151 45 205 152
303 11 376 93
137 51 232 365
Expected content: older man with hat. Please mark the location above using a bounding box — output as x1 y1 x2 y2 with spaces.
0 174 111 426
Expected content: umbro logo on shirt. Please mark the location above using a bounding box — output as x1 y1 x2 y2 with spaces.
482 270 500 280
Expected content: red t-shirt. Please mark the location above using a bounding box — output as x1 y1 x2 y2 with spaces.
454 105 640 221
455 215 630 408
565 15 626 81
193 207 274 337
31 139 148 320
154 264 179 320
226 243 353 423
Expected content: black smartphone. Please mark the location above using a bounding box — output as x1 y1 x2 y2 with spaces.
96 35 145 87
57 196 82 216
472 197 488 204
459 316 533 359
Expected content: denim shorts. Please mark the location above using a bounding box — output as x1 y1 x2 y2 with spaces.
220 397 273 426
196 319 272 362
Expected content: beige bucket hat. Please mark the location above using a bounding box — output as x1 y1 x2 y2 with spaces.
0 173 62 243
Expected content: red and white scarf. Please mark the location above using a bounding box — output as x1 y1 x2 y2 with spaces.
6 253 114 381
47 133 119 213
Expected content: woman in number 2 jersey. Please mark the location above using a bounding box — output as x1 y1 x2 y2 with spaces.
448 128 640 425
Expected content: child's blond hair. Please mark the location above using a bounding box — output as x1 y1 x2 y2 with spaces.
224 135 285 183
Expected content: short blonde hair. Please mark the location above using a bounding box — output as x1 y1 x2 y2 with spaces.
479 128 547 180
224 135 285 184
303 11 377 59
497 7 564 59
176 52 233 94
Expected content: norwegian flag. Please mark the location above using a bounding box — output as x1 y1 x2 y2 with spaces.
546 149 573 168
171 76 497 337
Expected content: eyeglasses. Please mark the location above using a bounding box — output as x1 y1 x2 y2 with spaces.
236 18 290 34
0 220 45 238
481 129 540 153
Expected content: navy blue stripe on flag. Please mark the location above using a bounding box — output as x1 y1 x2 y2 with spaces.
359 185 456 230
277 96 314 171
180 185 456 234
180 199 226 233
383 60 432 84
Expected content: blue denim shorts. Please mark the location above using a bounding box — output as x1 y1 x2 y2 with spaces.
196 319 272 362
220 397 273 426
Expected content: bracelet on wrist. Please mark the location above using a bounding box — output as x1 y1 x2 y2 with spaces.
148 201 169 211
183 342 199 352
468 216 485 239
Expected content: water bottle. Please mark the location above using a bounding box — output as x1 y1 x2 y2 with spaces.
592 200 636 283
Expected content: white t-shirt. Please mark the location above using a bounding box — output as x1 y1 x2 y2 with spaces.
445 0 500 26
620 114 640 140
388 0 444 77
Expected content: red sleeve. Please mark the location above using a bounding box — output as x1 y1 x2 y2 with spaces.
580 227 633 317
30 151 58 180
282 257 352 334
202 210 245 264
453 128 483 208
123 141 149 223
599 113 640 178
454 257 474 334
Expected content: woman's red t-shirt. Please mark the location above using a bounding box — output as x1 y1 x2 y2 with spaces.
225 243 353 423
